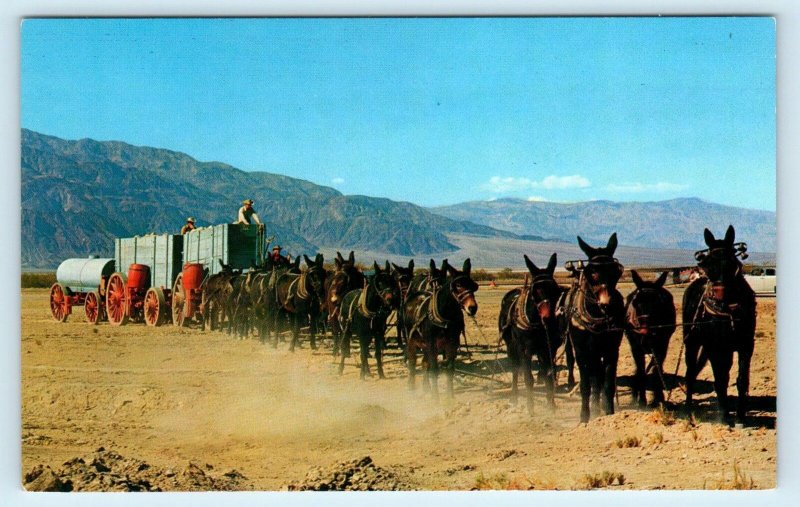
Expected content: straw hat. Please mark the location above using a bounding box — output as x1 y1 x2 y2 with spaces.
186 217 195 223
272 245 282 251
243 199 254 205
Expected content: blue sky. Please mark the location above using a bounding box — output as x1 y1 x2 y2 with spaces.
21 17 775 210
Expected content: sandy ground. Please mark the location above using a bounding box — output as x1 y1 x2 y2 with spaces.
21 283 776 490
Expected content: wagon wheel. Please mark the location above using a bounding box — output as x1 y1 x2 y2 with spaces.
171 273 186 327
84 290 103 325
144 287 166 327
106 272 129 326
49 283 69 322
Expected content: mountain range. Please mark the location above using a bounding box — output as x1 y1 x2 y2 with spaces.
21 129 775 269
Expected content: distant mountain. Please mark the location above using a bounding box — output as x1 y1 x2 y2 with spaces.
21 129 512 268
430 198 776 253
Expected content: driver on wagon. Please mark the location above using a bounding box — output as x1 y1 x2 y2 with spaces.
236 199 262 225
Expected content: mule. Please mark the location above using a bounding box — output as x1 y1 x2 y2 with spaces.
273 253 326 351
325 251 366 355
390 260 415 350
498 253 562 414
625 270 676 407
337 261 400 379
201 260 239 332
253 256 301 345
683 226 756 426
403 259 478 400
561 233 626 422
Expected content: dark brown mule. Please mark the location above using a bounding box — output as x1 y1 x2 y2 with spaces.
498 253 562 414
390 260 415 350
403 259 478 400
625 270 676 407
325 251 366 355
255 256 301 346
683 226 755 426
201 260 238 331
273 254 326 351
337 261 399 379
561 234 626 423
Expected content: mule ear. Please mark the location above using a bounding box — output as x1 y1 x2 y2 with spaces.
704 228 716 247
391 262 401 271
523 254 538 274
373 261 380 273
348 251 355 264
294 256 301 268
724 225 735 245
462 258 471 275
316 253 324 264
631 270 644 288
408 259 415 271
655 271 669 288
546 253 557 274
577 236 595 257
429 259 437 271
303 254 312 265
336 251 345 262
335 257 342 269
606 233 618 254
385 260 391 272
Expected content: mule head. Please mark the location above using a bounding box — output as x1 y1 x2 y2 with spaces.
445 258 479 316
577 233 623 306
523 253 559 322
391 259 415 297
371 263 400 309
695 226 743 299
627 270 673 334
304 254 326 298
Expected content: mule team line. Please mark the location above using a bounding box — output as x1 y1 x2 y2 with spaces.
49 223 757 426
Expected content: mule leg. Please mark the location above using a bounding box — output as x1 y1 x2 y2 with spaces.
359 332 371 380
338 325 351 375
603 345 620 416
289 315 300 352
376 331 386 379
577 359 591 423
508 339 521 404
628 334 647 408
709 350 734 425
684 339 701 418
309 310 318 350
407 340 417 390
536 336 556 410
522 347 535 416
651 336 669 406
566 338 576 389
736 337 754 426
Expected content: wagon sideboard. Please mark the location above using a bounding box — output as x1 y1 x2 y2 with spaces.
114 234 184 289
182 223 266 275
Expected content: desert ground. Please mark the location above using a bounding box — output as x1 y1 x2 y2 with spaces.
20 283 776 491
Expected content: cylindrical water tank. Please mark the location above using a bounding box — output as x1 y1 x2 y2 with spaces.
126 264 151 290
55 257 115 293
182 263 205 291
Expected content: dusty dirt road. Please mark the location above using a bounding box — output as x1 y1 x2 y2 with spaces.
21 284 776 490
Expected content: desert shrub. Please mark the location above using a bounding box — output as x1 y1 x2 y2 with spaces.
576 471 625 489
473 472 555 490
496 268 516 280
615 436 641 448
704 461 756 490
21 272 56 288
647 432 664 446
646 405 677 426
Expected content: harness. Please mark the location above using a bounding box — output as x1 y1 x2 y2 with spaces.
625 287 672 334
564 259 623 335
507 275 553 331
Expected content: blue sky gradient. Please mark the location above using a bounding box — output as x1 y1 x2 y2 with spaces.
21 17 776 210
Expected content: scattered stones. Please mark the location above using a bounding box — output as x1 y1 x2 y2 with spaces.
23 448 252 492
286 456 415 491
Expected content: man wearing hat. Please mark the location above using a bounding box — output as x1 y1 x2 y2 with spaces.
270 245 290 266
180 217 196 235
236 199 262 225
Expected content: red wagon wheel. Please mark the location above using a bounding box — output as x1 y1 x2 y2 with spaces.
171 273 186 327
84 290 102 324
106 272 129 326
49 283 69 322
144 287 166 327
